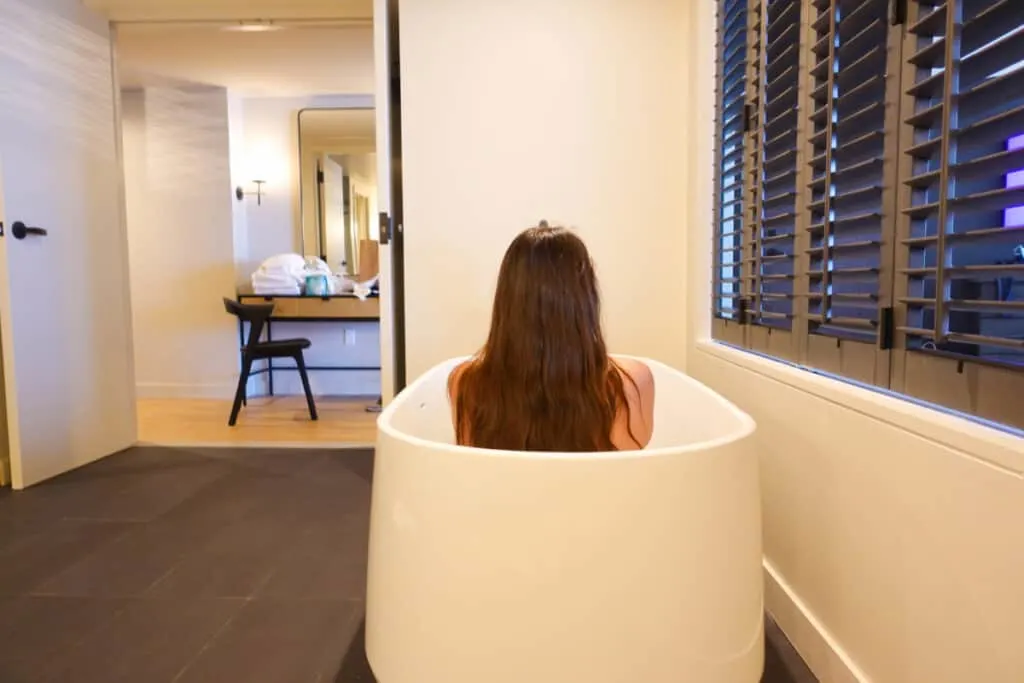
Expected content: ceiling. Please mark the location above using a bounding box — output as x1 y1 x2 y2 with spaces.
116 22 374 97
85 0 372 22
301 108 375 145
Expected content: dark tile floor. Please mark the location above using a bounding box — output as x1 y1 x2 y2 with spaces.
0 447 815 683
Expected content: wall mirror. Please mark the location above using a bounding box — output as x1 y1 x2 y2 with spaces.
298 107 378 279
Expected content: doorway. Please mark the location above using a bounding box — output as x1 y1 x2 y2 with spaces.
115 21 383 446
0 0 405 486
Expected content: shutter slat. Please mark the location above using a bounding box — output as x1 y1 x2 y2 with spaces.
836 0 879 34
907 71 945 98
902 264 1024 278
901 298 1024 313
767 0 800 34
836 18 885 59
909 3 947 36
905 101 944 128
807 239 883 253
764 190 798 206
903 223 1024 245
962 0 1019 55
908 37 946 67
898 330 1024 351
807 292 879 301
835 48 886 87
903 186 1024 216
956 64 1024 130
766 123 799 147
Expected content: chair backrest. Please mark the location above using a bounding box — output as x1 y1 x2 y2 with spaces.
223 298 275 348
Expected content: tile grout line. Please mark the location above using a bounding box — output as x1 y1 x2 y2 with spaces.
169 597 252 683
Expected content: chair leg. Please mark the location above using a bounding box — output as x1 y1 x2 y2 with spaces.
295 353 318 421
229 356 253 427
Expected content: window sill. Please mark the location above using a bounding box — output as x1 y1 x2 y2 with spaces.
693 339 1024 476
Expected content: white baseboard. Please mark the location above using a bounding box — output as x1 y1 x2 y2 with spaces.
134 439 374 449
764 559 870 683
135 382 236 400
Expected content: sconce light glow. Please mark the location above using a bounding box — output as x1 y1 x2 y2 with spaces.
246 144 283 187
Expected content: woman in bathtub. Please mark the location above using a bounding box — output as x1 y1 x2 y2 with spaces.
448 222 655 451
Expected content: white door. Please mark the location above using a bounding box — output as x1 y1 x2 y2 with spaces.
0 0 136 488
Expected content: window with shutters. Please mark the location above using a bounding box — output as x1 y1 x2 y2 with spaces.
708 0 1024 433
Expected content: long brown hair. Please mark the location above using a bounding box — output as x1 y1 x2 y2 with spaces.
452 223 637 451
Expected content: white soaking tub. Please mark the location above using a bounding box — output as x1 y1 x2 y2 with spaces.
365 356 762 683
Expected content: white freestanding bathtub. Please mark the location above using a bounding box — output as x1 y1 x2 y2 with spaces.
366 357 762 683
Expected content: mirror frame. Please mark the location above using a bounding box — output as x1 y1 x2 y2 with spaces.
296 105 376 269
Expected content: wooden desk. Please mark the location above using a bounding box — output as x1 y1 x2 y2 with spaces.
236 291 381 397
237 292 380 321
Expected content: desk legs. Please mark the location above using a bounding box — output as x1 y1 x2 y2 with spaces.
266 320 274 396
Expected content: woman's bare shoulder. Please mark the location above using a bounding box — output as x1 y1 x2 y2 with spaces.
614 357 655 393
611 357 655 449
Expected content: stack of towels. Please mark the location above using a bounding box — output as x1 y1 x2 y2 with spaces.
251 254 342 295
251 254 306 295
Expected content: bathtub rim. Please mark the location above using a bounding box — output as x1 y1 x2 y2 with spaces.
376 355 756 461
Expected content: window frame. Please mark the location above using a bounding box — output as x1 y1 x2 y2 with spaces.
709 0 1024 433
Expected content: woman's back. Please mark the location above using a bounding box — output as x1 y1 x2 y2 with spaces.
447 223 656 452
449 355 654 450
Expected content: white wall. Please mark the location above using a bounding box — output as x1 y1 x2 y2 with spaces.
122 86 239 399
227 92 250 290
685 2 1024 682
398 0 689 381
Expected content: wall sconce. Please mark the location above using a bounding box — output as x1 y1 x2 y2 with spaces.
235 180 266 206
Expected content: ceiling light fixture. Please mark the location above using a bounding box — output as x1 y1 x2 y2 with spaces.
221 20 284 33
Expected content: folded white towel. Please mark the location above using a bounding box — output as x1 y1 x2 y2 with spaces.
252 283 301 296
252 272 298 286
252 254 306 288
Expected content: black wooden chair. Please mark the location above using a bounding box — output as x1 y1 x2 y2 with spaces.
223 298 318 427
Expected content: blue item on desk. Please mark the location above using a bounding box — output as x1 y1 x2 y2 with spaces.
305 274 330 296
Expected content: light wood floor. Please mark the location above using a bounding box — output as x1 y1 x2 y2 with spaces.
137 396 379 447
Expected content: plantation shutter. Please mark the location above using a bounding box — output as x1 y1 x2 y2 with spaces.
746 0 804 360
712 0 750 346
802 0 901 385
892 0 1024 429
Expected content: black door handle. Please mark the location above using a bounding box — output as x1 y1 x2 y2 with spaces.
11 221 47 240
